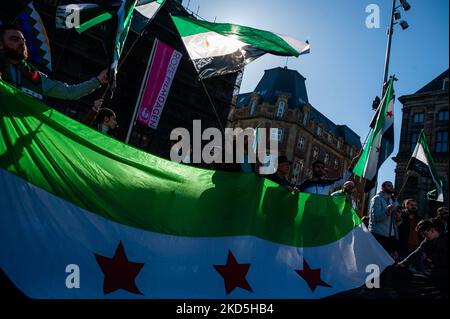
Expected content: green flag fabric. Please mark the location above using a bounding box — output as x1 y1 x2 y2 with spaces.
0 81 393 298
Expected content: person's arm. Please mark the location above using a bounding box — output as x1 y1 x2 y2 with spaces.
371 196 388 223
327 170 352 191
41 70 108 100
398 240 427 266
81 99 103 126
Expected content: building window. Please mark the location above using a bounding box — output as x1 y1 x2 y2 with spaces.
411 132 419 152
436 131 448 153
250 100 257 115
443 78 449 90
349 147 354 157
337 140 341 149
413 112 424 124
276 101 286 118
324 153 329 165
291 159 304 184
297 136 305 150
334 159 339 169
271 128 283 142
316 126 322 137
438 110 449 122
327 134 333 143
313 146 319 159
303 112 308 126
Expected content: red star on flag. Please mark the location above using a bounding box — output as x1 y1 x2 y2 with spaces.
213 250 254 295
386 111 393 118
295 259 331 292
95 241 144 295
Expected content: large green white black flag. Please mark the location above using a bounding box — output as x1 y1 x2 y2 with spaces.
407 130 444 202
171 16 310 79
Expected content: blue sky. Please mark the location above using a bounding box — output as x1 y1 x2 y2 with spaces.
181 0 449 189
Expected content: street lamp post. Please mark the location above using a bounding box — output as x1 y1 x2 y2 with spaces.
382 0 397 90
381 0 411 95
366 0 412 212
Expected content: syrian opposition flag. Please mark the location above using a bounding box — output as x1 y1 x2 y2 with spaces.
171 16 310 79
407 131 444 202
56 3 113 34
131 0 166 34
14 2 52 72
353 77 395 191
0 81 392 299
56 1 165 35
100 0 138 91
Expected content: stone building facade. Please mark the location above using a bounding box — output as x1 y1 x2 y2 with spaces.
229 67 366 214
395 69 449 217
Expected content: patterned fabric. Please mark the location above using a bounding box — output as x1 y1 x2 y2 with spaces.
14 2 52 72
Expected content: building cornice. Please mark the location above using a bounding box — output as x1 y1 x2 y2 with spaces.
398 90 449 104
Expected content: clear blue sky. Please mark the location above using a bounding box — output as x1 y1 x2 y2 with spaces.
181 0 449 189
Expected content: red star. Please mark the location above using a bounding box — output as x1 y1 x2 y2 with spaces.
213 250 254 295
95 241 144 295
295 259 331 292
386 111 393 118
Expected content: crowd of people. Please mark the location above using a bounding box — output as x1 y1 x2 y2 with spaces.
2 24 448 294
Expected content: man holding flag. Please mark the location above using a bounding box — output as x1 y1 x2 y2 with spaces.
0 24 108 100
56 0 166 94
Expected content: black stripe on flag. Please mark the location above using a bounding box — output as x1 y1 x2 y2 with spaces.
192 45 265 79
407 157 432 178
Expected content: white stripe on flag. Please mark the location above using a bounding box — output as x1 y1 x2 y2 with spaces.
182 31 249 60
277 34 310 55
0 169 392 299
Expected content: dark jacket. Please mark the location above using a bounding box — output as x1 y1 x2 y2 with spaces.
401 233 449 270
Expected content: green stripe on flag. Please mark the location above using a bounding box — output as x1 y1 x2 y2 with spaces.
171 16 300 57
76 12 113 34
0 81 360 248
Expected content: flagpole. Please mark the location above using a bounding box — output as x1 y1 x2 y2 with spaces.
118 0 167 70
125 39 158 144
396 167 411 200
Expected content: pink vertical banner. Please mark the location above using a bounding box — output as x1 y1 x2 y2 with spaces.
137 39 182 129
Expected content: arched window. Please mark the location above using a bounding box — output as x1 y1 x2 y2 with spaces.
297 136 305 150
250 100 257 115
313 146 319 159
276 101 286 118
334 159 339 169
316 126 322 137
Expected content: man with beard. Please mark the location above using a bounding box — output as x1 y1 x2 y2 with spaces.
398 198 421 256
432 206 448 235
368 181 402 260
0 25 108 100
297 153 360 195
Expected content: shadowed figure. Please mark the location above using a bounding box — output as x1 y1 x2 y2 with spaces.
0 122 43 179
261 183 299 245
